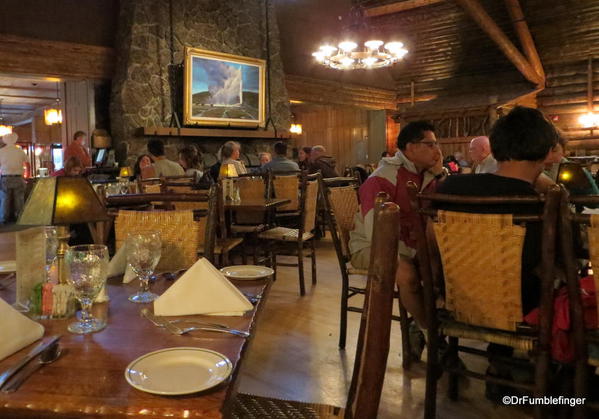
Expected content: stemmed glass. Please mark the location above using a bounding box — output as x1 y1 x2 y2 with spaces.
127 232 162 303
65 245 109 334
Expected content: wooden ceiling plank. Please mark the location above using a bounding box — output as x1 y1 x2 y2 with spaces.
454 0 544 86
504 0 545 81
0 94 55 100
365 0 446 17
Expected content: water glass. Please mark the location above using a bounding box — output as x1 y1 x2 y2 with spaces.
44 227 58 281
65 245 109 334
127 232 162 303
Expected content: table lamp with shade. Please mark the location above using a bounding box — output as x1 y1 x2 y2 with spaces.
18 177 110 285
219 163 239 202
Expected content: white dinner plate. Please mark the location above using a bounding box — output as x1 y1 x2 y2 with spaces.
125 347 233 395
0 260 16 273
220 265 275 280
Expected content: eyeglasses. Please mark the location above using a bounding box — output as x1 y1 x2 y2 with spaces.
417 141 439 148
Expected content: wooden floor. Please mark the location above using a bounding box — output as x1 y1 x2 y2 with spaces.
236 235 533 418
0 230 533 418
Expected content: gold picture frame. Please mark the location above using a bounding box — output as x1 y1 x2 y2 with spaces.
183 47 266 128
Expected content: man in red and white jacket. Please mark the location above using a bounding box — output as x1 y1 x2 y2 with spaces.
349 121 446 327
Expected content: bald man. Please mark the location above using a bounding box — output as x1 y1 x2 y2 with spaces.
469 136 498 174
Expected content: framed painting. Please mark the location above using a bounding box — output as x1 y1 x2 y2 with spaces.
183 47 266 128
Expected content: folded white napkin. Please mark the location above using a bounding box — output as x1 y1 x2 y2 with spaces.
153 258 253 316
107 244 136 283
0 297 45 362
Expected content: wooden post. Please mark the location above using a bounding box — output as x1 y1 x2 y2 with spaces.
454 0 544 86
504 0 545 81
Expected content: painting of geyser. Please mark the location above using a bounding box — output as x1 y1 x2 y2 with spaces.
191 57 260 122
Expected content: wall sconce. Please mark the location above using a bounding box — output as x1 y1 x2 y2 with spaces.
579 112 599 128
290 123 303 134
0 125 13 136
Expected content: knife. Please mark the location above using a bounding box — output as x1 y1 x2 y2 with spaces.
0 335 61 390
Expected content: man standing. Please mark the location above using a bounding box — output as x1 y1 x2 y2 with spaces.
64 131 92 169
147 139 184 177
349 121 446 328
469 135 498 174
0 133 27 224
262 142 300 172
309 145 338 178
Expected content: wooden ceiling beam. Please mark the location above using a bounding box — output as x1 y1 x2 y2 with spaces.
365 0 446 17
504 0 545 81
0 94 55 101
454 0 544 87
0 85 55 92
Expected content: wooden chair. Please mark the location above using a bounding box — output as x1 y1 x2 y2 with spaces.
409 183 563 419
320 179 415 368
114 209 201 272
226 199 401 418
560 194 599 417
271 170 302 223
258 173 319 296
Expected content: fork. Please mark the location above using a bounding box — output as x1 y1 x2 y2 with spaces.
165 323 250 338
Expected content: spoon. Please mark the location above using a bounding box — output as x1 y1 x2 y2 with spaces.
1 344 62 393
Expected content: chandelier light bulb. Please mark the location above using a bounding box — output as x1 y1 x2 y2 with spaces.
363 57 378 67
340 57 355 67
0 125 12 136
312 51 325 62
319 45 337 56
364 40 383 50
384 41 404 52
338 41 358 52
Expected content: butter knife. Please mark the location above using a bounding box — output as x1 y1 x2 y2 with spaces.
0 335 61 390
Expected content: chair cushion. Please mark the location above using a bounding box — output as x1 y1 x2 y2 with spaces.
230 393 343 419
258 227 314 242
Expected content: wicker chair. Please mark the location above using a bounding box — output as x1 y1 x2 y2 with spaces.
320 179 415 368
258 173 319 296
409 182 563 419
272 171 302 224
227 199 401 419
229 172 273 264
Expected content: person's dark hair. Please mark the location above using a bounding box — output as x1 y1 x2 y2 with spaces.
381 151 390 158
73 131 86 141
490 106 560 162
179 146 202 169
64 156 83 176
301 146 312 155
133 154 152 177
397 121 435 150
147 139 165 157
274 142 287 156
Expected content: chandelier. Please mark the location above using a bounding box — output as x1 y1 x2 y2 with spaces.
311 6 408 70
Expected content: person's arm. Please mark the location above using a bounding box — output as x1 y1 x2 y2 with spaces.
533 172 556 194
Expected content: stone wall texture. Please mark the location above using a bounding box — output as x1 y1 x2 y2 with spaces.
110 0 291 165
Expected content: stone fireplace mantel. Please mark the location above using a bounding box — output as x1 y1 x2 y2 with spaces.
138 126 289 140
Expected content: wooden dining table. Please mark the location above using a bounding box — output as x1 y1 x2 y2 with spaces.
0 272 271 418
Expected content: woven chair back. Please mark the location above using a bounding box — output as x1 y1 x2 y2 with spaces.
171 188 210 211
433 211 525 331
273 175 299 211
236 176 266 225
328 186 360 258
585 214 599 319
303 179 320 234
115 209 200 272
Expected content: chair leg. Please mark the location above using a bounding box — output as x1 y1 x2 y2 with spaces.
339 271 349 349
298 241 306 296
533 350 551 419
270 242 277 282
241 244 248 265
424 322 440 419
398 294 412 370
310 239 316 285
447 336 459 401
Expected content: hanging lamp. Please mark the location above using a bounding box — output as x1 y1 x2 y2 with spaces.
45 82 63 126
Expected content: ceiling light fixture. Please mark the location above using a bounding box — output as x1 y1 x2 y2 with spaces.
312 6 408 70
45 82 63 126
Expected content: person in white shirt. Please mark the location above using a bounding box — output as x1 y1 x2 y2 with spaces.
0 133 27 223
469 136 498 174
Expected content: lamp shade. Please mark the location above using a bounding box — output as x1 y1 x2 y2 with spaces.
119 166 132 178
18 177 109 226
219 163 238 178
